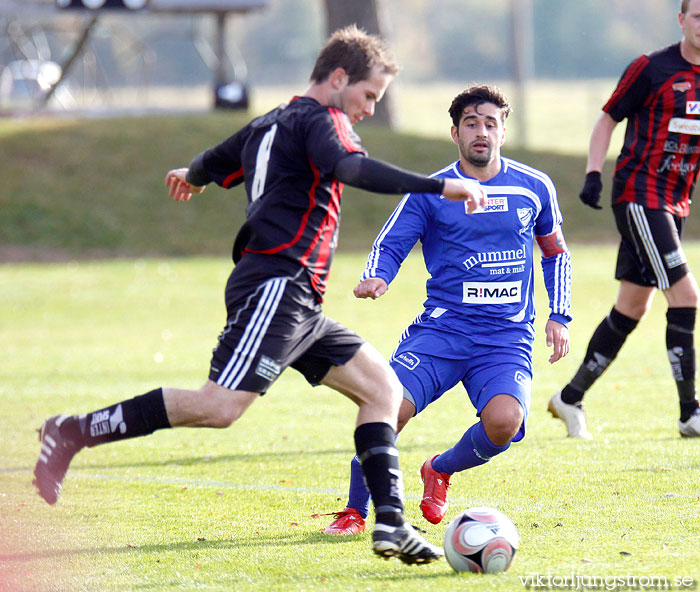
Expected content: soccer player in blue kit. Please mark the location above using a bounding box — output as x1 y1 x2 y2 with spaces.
324 85 572 534
31 26 487 564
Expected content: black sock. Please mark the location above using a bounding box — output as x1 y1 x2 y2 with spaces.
562 307 638 404
666 308 699 422
354 422 404 527
67 388 171 448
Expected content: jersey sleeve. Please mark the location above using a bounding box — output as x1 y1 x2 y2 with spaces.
603 55 652 122
540 245 572 324
305 107 366 177
199 127 247 189
334 154 445 195
533 173 572 323
360 192 430 285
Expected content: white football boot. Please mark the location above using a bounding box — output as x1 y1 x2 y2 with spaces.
372 521 444 565
679 407 700 438
547 391 592 439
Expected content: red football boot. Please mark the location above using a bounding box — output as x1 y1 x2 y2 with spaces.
323 507 366 534
419 455 451 524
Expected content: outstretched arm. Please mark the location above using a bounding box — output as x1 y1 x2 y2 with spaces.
334 154 486 212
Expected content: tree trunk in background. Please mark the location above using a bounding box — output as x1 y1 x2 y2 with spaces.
510 0 534 148
323 0 396 128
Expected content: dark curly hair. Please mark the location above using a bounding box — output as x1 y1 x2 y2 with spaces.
449 85 511 127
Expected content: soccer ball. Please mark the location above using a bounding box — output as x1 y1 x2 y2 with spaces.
443 506 519 573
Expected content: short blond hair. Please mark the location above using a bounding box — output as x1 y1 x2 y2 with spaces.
310 25 399 84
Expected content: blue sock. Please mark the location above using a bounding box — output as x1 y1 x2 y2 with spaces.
432 421 510 474
347 455 371 518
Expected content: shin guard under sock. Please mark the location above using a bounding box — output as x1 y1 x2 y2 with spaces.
66 388 171 448
562 307 638 404
346 433 401 519
354 422 403 526
666 308 699 421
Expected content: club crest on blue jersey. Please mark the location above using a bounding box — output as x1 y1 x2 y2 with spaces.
517 208 534 234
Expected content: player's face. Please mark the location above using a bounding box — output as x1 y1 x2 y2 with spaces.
452 103 506 168
681 0 700 53
338 65 393 125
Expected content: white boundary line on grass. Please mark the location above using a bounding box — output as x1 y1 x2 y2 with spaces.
74 471 444 501
6 468 487 503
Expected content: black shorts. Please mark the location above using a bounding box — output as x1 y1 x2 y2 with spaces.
613 202 688 290
209 253 364 393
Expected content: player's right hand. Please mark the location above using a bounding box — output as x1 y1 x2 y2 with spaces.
354 278 388 300
442 178 488 213
579 171 603 210
165 168 206 202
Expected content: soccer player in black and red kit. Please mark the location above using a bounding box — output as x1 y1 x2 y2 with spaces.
549 0 700 439
32 26 486 564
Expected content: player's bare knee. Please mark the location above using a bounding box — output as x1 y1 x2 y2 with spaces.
342 345 402 404
624 302 650 320
484 422 518 446
482 400 523 446
209 407 241 428
197 383 257 428
203 397 251 427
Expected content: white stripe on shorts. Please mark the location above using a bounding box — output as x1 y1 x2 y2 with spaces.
628 203 670 290
217 277 287 390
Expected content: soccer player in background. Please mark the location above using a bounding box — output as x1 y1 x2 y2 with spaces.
323 85 572 535
32 25 487 564
549 0 700 439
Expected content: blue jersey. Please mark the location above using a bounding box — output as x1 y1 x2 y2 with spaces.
361 158 572 331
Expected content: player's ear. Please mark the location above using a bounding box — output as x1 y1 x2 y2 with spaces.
329 67 349 90
450 125 459 145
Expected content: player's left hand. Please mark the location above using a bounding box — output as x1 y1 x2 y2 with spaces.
578 171 603 210
165 168 206 202
545 319 569 363
354 278 388 299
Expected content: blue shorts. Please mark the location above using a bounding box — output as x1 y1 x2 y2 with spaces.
390 309 533 442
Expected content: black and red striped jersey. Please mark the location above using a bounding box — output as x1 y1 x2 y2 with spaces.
603 42 700 217
200 96 366 299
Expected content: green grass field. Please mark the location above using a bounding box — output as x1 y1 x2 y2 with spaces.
2 246 700 592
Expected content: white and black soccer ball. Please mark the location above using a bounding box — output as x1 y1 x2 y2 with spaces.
443 506 519 573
